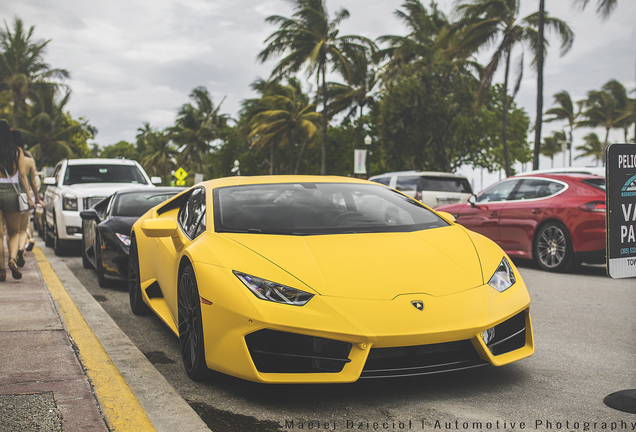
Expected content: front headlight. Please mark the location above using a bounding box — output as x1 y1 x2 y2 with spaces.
233 271 314 306
62 194 78 211
487 257 516 292
116 233 131 246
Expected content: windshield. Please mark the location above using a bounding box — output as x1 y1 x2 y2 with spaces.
113 192 178 217
64 164 148 185
581 178 606 192
214 183 448 235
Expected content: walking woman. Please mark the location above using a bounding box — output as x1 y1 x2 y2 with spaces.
0 119 35 281
12 130 43 268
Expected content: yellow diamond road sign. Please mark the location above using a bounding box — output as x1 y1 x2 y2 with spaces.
174 167 188 180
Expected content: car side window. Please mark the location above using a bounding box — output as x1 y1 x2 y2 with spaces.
476 180 518 203
371 177 391 186
395 176 420 192
512 179 564 200
178 187 206 239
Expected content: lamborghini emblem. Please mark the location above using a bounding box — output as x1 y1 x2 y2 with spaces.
411 301 424 311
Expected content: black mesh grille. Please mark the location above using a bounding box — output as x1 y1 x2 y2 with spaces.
361 339 488 378
245 329 352 374
486 311 527 356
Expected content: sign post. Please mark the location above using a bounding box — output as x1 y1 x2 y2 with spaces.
603 143 636 415
605 143 636 279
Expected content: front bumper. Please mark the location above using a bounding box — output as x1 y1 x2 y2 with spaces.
195 264 534 384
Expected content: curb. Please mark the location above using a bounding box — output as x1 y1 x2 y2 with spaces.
35 247 157 431
35 247 211 432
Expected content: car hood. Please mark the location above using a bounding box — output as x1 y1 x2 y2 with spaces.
63 183 154 197
223 225 484 300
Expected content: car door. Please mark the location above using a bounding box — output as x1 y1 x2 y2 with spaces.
154 187 207 323
498 178 566 257
454 179 520 244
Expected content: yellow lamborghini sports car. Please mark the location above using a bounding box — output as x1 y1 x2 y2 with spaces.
129 176 534 383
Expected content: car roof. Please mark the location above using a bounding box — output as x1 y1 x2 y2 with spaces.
66 158 139 166
514 167 604 177
369 171 468 179
114 186 186 196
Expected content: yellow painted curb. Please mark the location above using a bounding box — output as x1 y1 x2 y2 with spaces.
34 247 157 432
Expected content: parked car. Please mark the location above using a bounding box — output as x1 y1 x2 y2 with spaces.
436 173 606 272
80 187 185 287
129 175 533 383
514 167 604 177
368 171 473 208
42 158 161 256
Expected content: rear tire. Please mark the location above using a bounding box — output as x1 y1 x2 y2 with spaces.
128 237 151 315
534 221 577 272
178 264 209 381
81 222 92 269
95 232 111 287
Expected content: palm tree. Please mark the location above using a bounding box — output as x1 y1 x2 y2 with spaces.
20 86 86 168
249 78 321 174
575 132 605 166
578 89 630 150
168 86 228 174
138 125 177 185
327 50 378 152
572 0 618 19
448 0 573 177
533 1 574 171
257 0 374 175
544 91 578 166
601 79 634 143
541 130 566 167
0 17 69 128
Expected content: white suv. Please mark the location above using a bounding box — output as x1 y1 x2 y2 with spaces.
42 158 161 255
368 171 473 208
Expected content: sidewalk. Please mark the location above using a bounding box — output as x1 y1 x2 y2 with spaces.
0 246 211 432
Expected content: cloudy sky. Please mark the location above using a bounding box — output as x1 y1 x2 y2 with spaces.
2 0 635 186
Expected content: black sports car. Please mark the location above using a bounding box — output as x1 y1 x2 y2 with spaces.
80 187 185 287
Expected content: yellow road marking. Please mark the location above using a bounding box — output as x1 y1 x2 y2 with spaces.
34 247 157 432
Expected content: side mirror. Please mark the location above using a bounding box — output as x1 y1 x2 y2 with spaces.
468 195 477 208
80 210 100 223
436 211 456 223
151 176 162 185
141 218 177 238
43 177 56 186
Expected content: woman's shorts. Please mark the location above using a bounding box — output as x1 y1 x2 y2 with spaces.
0 182 20 213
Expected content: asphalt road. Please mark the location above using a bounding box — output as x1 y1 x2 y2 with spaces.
57 249 636 432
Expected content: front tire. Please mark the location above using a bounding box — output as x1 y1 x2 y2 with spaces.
44 214 54 247
128 237 151 315
178 264 209 381
534 221 577 272
53 216 67 256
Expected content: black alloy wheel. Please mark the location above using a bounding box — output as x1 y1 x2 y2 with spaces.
53 216 66 256
534 221 576 272
178 264 209 381
44 213 54 247
128 237 151 315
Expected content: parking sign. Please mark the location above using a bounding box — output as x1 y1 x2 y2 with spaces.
606 143 636 278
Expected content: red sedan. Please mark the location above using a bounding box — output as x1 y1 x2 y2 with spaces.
436 174 606 272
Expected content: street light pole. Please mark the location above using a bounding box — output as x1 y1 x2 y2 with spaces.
364 135 372 179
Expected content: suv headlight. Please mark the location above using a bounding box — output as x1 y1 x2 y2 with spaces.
233 271 313 306
62 194 78 211
487 257 516 292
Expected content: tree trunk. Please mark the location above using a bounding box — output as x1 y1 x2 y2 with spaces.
289 127 295 175
533 0 545 171
269 141 274 175
501 48 512 177
320 64 328 175
12 89 21 129
295 137 309 175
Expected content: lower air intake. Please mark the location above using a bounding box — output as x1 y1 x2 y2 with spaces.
361 339 488 378
245 329 352 374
